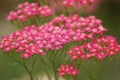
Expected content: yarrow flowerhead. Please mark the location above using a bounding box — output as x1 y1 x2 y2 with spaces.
50 14 107 41
38 5 54 17
62 0 94 7
1 14 108 59
6 2 54 22
62 0 76 7
0 25 46 59
0 24 71 59
58 64 79 77
67 36 120 60
49 0 96 14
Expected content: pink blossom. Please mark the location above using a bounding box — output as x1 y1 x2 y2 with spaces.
38 5 54 17
1 14 119 60
62 0 76 7
67 36 120 60
6 2 54 22
62 0 94 7
58 64 79 77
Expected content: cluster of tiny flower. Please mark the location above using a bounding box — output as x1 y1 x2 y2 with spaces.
0 26 46 59
50 14 107 41
62 0 94 7
38 5 54 17
6 2 54 22
0 14 107 59
0 25 72 59
67 36 120 60
58 64 79 77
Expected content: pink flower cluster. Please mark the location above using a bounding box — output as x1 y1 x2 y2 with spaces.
38 5 54 17
0 24 72 58
6 2 54 22
50 14 107 41
62 0 94 7
0 26 46 59
58 64 79 76
2 1 120 80
62 0 76 7
67 36 120 60
1 15 107 59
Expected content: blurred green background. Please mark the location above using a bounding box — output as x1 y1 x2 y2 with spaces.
0 0 120 80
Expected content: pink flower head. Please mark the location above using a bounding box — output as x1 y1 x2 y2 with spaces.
78 0 94 5
6 2 54 22
18 2 29 9
38 5 54 17
62 0 94 7
6 11 18 21
62 0 76 7
21 53 32 59
58 64 79 77
50 14 107 41
23 2 39 17
6 2 39 22
0 25 47 59
0 23 74 58
67 36 120 60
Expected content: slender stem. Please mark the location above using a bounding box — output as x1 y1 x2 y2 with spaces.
97 56 118 80
79 62 93 80
39 56 52 80
44 67 52 80
23 64 34 80
74 63 81 80
53 63 58 80
53 51 59 80
39 56 53 69
30 56 38 73
7 52 34 80
92 60 99 80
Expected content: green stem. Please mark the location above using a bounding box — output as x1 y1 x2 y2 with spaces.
53 53 58 80
74 63 81 80
92 59 99 80
53 63 58 80
34 16 40 25
79 62 93 80
30 56 38 73
97 56 118 80
39 55 53 80
39 56 53 69
23 64 34 80
7 52 34 80
45 68 52 80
